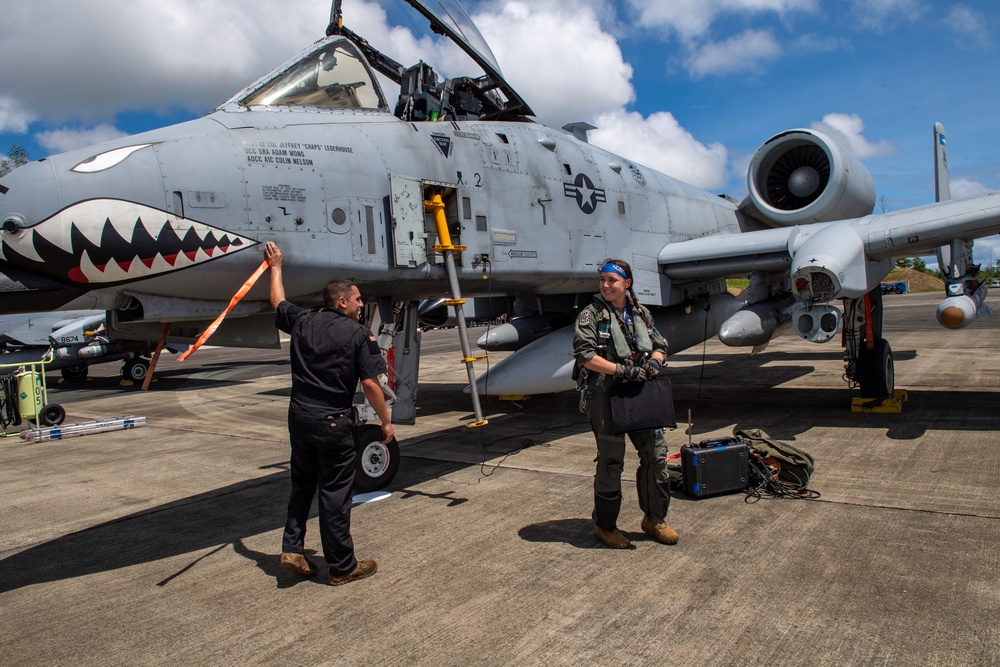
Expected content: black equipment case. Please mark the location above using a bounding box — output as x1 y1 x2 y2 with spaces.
681 437 749 498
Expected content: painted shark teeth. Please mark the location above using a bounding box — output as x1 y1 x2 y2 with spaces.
0 198 256 285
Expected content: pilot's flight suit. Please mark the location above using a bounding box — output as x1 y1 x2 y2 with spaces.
276 302 385 577
572 294 672 532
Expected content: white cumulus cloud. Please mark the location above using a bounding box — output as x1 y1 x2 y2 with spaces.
589 110 730 190
810 113 896 160
684 29 782 78
36 124 129 154
0 96 36 134
0 0 330 123
850 0 928 32
943 5 992 50
627 0 818 40
951 177 992 199
473 2 635 128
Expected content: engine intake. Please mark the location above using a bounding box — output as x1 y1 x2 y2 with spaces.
741 129 875 227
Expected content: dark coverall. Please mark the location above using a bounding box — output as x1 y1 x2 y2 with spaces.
573 296 672 532
276 302 386 576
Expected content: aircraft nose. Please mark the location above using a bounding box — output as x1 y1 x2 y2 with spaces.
0 159 61 263
0 160 91 314
0 160 59 232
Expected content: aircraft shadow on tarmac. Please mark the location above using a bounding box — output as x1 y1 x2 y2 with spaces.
415 346 944 444
0 456 470 594
2 364 991 592
48 359 291 395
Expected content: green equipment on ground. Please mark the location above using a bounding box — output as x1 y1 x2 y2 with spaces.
1 351 66 433
734 428 815 486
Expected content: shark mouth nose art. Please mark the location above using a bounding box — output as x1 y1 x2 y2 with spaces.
0 198 256 286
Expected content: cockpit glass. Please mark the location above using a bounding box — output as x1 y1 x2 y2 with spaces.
411 0 503 75
240 40 383 109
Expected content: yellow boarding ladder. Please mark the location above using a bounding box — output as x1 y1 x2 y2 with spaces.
424 193 488 427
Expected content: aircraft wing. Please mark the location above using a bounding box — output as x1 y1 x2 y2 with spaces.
659 191 1000 300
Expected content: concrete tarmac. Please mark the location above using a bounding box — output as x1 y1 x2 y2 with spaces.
1 292 997 666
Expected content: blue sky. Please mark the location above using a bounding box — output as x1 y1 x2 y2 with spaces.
2 0 998 264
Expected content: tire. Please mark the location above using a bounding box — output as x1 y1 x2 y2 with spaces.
122 358 149 382
61 365 89 382
895 286 904 294
41 403 66 426
857 338 894 398
353 425 400 493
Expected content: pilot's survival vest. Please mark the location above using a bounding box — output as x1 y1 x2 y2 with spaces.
574 297 655 382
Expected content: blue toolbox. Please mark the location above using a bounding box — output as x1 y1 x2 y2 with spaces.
681 437 749 498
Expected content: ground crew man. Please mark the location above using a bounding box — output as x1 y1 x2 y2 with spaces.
266 241 394 585
572 258 678 549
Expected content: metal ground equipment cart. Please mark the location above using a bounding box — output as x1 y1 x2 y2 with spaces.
0 351 66 433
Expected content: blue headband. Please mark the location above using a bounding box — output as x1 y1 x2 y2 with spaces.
600 262 629 280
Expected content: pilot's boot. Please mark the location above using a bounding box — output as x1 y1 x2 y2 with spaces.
329 559 378 586
280 552 318 576
594 525 634 549
641 515 679 544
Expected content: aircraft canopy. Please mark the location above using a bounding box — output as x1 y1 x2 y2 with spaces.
240 39 384 110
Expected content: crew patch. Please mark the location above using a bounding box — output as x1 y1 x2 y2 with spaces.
579 310 591 325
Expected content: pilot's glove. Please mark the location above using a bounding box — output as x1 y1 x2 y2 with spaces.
642 357 662 378
615 363 647 382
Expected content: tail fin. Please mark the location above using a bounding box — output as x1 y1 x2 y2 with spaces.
934 122 950 203
933 123 972 278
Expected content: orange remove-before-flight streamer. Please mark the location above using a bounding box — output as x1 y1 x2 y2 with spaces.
177 259 270 361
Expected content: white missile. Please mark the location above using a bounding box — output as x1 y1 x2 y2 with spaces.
476 315 557 351
51 340 157 362
472 293 745 396
936 280 991 329
471 326 576 396
717 295 799 347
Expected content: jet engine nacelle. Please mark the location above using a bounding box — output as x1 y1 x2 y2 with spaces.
741 129 875 228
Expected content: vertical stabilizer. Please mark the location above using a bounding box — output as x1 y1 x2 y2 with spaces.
934 122 950 203
934 122 965 277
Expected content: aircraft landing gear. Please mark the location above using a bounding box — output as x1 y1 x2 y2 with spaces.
843 287 903 409
121 356 150 383
353 424 400 493
856 337 894 398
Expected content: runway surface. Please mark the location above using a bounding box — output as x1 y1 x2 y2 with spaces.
1 292 997 666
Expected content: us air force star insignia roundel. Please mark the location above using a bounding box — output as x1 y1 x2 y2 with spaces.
563 173 606 214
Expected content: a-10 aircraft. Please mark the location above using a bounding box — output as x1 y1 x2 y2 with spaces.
2 0 1000 433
